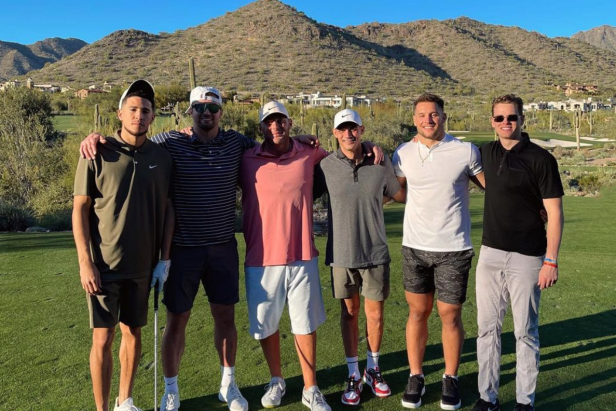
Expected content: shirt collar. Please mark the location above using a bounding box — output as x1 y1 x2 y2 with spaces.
255 138 303 159
188 128 225 145
111 130 153 153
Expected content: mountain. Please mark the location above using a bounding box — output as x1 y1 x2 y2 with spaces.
573 25 616 53
22 1 616 97
0 37 87 81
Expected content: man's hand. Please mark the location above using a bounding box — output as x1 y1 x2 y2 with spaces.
362 141 384 164
294 135 320 148
151 260 171 292
79 133 106 160
180 126 193 136
80 262 102 295
537 264 558 290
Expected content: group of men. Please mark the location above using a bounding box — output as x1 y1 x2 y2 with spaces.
74 80 564 411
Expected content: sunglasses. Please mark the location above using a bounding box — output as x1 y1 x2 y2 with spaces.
493 114 521 123
192 103 221 114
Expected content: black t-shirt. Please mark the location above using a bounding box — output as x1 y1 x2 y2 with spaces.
480 134 564 256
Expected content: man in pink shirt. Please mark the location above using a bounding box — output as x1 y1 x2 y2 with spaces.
239 101 331 411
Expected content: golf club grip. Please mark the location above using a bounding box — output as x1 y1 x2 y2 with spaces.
154 280 160 310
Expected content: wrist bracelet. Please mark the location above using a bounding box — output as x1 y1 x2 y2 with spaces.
543 261 558 268
544 257 557 263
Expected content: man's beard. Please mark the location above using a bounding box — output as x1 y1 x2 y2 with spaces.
123 125 148 138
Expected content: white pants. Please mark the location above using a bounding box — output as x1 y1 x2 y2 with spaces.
476 245 543 405
245 257 326 340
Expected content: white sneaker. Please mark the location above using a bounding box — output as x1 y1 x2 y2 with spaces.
113 397 142 411
262 377 286 408
302 386 331 411
160 391 180 411
219 382 249 411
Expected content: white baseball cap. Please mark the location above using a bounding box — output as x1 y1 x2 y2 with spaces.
260 101 289 122
189 86 222 106
334 109 362 129
118 79 155 110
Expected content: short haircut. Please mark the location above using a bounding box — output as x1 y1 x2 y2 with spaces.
492 94 523 116
413 93 444 110
124 90 155 110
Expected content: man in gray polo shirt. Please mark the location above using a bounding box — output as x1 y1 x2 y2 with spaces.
315 109 405 407
73 80 172 411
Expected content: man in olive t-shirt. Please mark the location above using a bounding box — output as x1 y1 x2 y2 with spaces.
73 80 172 411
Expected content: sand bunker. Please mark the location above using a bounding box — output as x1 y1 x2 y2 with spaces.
531 139 592 148
581 137 615 142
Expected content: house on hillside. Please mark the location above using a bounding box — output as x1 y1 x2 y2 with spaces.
556 83 599 96
75 89 107 99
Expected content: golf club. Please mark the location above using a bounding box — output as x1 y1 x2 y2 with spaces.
154 280 160 411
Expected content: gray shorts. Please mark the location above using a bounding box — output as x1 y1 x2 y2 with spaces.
163 238 239 313
331 264 390 301
402 247 474 305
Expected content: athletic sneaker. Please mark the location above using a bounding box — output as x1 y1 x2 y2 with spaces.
302 386 332 411
401 375 425 408
218 382 249 411
471 398 500 411
262 377 286 408
363 367 391 398
341 376 363 406
113 397 142 411
440 375 461 410
160 391 180 411
514 403 534 411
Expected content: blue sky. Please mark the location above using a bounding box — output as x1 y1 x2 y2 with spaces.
2 0 615 45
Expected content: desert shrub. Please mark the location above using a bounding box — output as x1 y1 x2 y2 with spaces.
0 199 33 231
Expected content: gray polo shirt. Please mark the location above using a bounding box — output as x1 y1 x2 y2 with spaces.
74 133 173 280
318 149 401 268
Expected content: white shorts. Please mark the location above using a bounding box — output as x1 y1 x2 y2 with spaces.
245 257 326 340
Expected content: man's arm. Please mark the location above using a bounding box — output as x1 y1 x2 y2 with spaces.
470 171 485 189
79 133 107 160
538 197 564 290
389 187 406 203
161 199 175 260
72 195 101 295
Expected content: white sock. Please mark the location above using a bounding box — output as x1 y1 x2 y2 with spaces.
346 356 360 379
221 365 235 386
367 350 380 370
443 373 458 380
410 372 425 378
164 375 178 393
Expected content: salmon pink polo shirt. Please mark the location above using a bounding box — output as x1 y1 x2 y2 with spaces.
240 140 328 267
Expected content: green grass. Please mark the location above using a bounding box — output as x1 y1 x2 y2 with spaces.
1 190 615 410
53 114 80 132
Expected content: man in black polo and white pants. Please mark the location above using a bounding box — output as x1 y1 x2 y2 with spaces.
472 94 564 411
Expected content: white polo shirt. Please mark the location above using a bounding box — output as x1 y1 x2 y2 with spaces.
392 134 482 252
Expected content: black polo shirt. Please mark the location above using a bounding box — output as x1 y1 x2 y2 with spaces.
480 133 563 256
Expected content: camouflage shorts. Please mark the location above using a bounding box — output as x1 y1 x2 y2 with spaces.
402 247 475 305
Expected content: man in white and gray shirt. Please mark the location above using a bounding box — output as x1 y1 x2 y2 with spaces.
393 93 484 410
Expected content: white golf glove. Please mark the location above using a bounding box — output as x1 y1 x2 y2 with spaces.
151 259 171 292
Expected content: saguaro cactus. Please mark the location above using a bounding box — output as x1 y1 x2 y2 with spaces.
341 93 347 110
586 111 594 135
189 58 196 89
94 104 99 131
574 110 581 152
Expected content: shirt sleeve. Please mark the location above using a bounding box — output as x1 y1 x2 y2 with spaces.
538 153 564 199
73 157 96 197
468 143 483 176
382 156 402 197
313 163 327 199
151 132 170 150
315 147 329 164
392 145 405 178
237 131 256 151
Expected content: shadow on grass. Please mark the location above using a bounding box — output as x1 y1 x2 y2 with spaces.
0 232 75 254
173 310 615 411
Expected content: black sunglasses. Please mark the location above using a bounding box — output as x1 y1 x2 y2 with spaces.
493 114 521 123
192 103 221 114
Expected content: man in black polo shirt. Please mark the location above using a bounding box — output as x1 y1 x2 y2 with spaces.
472 95 564 411
73 80 173 411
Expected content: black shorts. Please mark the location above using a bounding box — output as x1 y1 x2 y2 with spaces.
402 247 475 305
163 238 240 313
88 276 150 328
